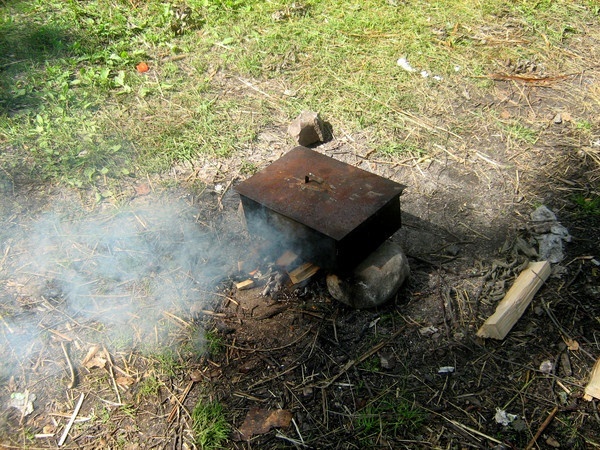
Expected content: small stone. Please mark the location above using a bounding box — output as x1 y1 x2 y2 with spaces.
326 241 410 309
553 113 562 124
546 436 561 448
287 111 326 146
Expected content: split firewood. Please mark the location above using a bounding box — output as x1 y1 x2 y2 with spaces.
584 358 600 401
287 262 319 285
477 260 551 340
236 279 255 290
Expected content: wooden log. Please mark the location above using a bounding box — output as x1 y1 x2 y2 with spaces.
584 358 600 401
236 279 255 291
288 262 319 285
476 260 551 340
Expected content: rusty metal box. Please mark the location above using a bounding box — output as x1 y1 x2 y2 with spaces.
235 146 405 272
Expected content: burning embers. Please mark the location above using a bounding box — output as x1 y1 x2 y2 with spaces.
235 146 406 274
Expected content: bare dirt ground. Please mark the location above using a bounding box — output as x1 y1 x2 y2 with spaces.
1 48 600 450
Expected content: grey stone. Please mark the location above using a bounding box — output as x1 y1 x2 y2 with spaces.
326 241 410 309
287 111 325 146
529 205 571 264
537 233 565 264
531 205 557 222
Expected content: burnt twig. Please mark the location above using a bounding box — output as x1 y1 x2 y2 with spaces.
525 406 559 450
318 327 405 388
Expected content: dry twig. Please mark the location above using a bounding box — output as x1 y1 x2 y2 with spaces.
525 406 559 450
58 393 85 447
61 341 76 389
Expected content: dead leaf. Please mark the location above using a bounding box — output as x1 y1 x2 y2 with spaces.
82 345 106 369
116 376 135 388
135 183 150 196
84 356 107 370
235 408 293 441
563 336 580 351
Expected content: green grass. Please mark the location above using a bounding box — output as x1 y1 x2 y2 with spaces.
137 375 161 398
1 0 598 192
355 397 425 442
191 400 229 449
148 348 184 377
573 194 600 216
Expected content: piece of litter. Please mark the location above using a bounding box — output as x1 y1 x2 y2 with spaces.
8 392 36 417
397 57 416 72
215 184 224 194
495 408 518 426
419 326 438 336
433 75 443 81
454 65 461 72
539 360 554 374
438 366 455 374
420 70 429 78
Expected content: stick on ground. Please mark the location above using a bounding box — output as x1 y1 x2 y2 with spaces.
58 393 85 447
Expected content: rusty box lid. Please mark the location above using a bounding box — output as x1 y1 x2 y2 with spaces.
234 147 406 241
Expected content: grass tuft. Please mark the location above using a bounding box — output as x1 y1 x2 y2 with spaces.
191 400 229 449
355 397 425 443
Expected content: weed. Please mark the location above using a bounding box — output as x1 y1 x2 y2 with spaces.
183 326 224 358
239 160 259 175
502 122 539 144
119 404 137 420
575 119 593 132
355 397 425 442
572 194 600 216
359 356 380 373
205 330 224 357
377 142 424 157
150 348 183 377
355 404 381 435
137 375 161 398
191 400 229 449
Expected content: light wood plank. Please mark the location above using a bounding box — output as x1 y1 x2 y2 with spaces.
477 260 551 340
584 358 600 401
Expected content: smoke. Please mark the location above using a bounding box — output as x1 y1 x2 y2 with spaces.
0 194 240 375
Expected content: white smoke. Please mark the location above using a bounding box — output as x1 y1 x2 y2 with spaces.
0 193 240 374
